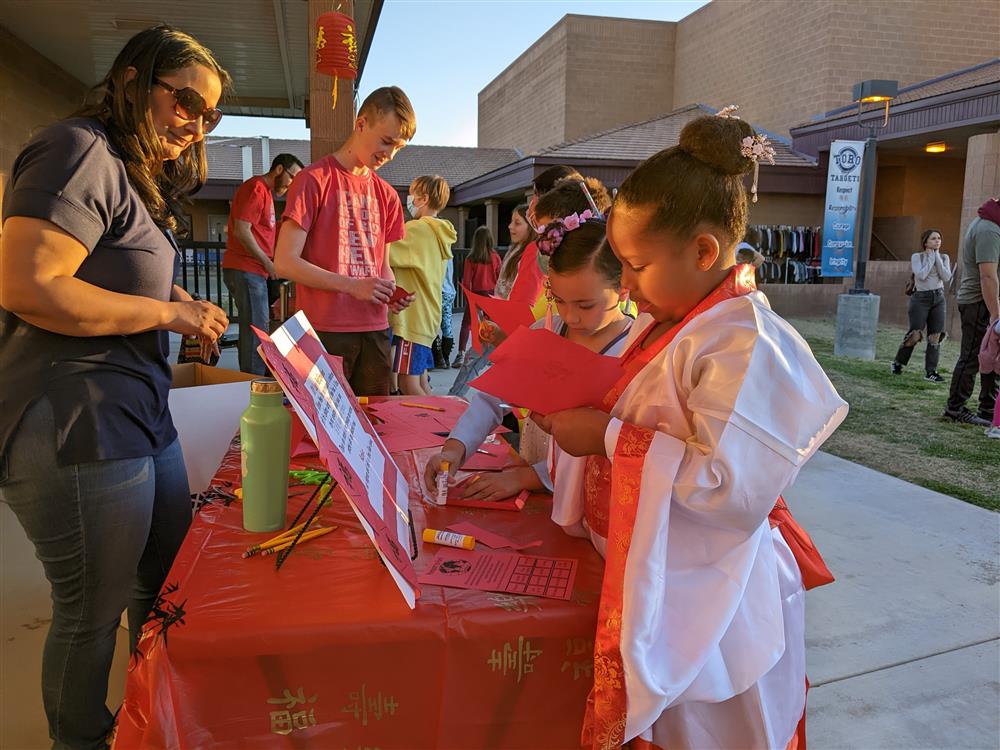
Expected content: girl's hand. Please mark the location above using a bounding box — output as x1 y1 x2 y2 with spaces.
530 408 612 457
422 439 466 493
455 468 531 502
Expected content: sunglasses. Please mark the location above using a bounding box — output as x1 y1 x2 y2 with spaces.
153 77 223 133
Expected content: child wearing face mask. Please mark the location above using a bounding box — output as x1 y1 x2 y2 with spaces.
387 175 457 396
532 112 849 750
424 219 633 505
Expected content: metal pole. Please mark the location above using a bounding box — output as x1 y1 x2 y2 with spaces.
852 134 878 294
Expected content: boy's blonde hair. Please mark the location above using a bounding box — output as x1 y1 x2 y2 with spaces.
410 175 450 212
358 86 416 141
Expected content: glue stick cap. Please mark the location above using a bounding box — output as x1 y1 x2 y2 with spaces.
358 396 369 405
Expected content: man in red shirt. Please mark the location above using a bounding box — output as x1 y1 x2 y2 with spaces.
222 153 303 374
275 87 416 396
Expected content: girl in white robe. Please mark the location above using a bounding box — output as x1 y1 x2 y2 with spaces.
534 112 848 750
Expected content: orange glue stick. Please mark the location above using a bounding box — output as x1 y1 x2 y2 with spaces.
423 528 475 550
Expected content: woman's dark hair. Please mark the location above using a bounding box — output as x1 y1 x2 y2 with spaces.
549 220 621 286
467 226 495 265
921 228 942 249
497 204 535 291
615 115 755 249
74 25 232 233
533 164 583 195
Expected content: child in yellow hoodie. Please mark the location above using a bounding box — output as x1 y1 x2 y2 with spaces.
389 175 457 395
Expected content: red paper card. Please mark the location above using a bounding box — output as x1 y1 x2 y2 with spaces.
462 285 535 354
446 483 527 511
446 522 543 551
460 440 517 471
418 548 577 600
389 285 412 304
470 326 624 415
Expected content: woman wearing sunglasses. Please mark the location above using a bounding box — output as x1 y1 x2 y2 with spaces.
0 26 229 749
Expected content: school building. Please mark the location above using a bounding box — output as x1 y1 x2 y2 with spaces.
1 0 998 331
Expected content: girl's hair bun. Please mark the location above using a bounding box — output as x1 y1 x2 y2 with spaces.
678 115 756 176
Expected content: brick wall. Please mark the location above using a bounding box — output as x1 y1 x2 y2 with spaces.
0 26 86 216
562 16 675 143
673 0 1000 137
478 20 569 153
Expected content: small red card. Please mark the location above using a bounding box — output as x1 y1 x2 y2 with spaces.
446 480 528 511
389 285 413 304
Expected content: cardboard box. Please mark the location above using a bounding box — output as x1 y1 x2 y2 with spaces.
169 365 258 495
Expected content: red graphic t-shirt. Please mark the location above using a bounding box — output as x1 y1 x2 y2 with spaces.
282 156 405 332
222 176 275 277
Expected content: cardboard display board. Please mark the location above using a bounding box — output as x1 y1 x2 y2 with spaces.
254 312 419 608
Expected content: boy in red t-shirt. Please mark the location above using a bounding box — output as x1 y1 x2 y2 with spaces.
275 87 417 396
223 153 303 374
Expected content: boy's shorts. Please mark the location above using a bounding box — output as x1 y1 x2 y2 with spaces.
391 336 434 375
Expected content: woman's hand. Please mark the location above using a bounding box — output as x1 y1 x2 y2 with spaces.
454 467 537 502
164 300 229 340
530 408 612 457
422 439 467 493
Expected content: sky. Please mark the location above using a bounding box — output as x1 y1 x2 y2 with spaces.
212 0 709 146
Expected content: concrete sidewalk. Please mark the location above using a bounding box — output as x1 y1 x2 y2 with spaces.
787 452 999 749
2 409 997 748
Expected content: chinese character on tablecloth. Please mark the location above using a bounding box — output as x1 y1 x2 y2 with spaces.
267 686 318 735
487 635 542 683
486 593 543 613
341 684 398 727
561 637 594 681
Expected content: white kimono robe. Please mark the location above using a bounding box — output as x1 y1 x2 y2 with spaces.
576 291 848 749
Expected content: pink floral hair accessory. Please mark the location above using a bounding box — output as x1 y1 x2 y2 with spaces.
740 133 775 203
716 103 775 204
536 209 596 256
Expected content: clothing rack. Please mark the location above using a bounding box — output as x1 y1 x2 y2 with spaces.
743 224 823 284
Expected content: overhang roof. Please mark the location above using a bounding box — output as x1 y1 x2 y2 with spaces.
202 136 522 194
0 0 382 118
539 104 817 168
791 58 1000 156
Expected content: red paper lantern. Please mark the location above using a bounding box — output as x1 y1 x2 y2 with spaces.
315 11 358 109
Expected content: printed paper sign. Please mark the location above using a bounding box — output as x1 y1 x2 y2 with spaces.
253 313 419 608
418 548 577 600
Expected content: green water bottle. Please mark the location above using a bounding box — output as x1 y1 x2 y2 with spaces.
240 378 291 532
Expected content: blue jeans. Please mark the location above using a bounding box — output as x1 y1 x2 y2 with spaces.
440 288 456 340
0 397 191 749
223 268 269 375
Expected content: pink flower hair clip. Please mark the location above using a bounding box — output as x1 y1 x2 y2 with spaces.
536 209 596 256
740 133 776 204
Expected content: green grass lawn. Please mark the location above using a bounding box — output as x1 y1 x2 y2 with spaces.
788 318 999 511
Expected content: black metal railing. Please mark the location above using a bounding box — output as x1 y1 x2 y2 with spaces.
176 241 236 321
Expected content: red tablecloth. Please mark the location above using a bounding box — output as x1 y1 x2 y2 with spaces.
113 398 603 749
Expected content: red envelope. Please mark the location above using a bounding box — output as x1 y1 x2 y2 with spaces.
446 483 528 511
461 285 535 354
389 285 412 304
470 327 625 415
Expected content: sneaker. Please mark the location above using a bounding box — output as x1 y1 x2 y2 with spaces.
985 426 1000 439
891 362 903 375
942 408 991 427
924 372 945 383
451 355 464 369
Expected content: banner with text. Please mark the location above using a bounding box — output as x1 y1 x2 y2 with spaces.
820 140 866 277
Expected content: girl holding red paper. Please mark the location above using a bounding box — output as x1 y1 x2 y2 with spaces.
424 220 633 503
532 111 848 750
